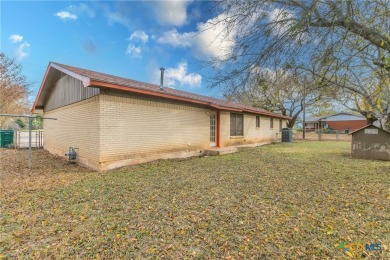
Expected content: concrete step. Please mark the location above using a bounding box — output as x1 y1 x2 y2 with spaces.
236 142 270 149
204 147 238 156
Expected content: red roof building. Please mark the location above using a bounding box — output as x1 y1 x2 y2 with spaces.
305 113 368 133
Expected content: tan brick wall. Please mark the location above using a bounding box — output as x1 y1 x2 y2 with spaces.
43 96 100 169
219 111 232 147
98 93 211 163
220 112 287 147
43 92 289 170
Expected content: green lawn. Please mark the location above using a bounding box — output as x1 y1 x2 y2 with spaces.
1 142 389 259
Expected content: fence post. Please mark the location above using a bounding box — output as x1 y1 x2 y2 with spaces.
40 130 43 148
28 118 32 168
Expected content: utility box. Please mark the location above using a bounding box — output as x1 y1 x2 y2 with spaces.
281 128 293 142
0 130 14 148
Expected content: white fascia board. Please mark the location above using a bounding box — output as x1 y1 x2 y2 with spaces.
50 63 91 87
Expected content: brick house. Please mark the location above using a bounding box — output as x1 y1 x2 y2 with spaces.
32 62 290 170
305 112 368 133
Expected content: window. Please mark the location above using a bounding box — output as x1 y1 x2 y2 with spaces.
256 116 260 128
230 113 243 136
270 118 274 129
279 119 283 131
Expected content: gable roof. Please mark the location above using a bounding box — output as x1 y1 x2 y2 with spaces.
306 112 366 122
348 124 390 135
32 62 290 120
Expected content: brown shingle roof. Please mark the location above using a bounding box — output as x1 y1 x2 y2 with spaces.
41 62 290 119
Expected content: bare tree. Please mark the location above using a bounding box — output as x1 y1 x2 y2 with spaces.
0 52 30 128
308 32 390 129
207 0 390 129
225 68 330 127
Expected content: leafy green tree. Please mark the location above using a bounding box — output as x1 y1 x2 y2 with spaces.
15 118 26 129
32 115 43 130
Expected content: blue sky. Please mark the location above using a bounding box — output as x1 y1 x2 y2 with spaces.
1 0 233 104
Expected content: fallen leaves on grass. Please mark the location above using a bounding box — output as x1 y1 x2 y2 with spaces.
0 142 389 259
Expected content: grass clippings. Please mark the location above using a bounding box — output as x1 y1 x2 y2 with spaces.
1 142 389 259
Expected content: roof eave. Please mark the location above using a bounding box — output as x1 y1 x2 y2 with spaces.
50 63 91 87
348 124 390 135
31 63 91 113
32 62 291 120
90 79 216 108
91 80 291 119
31 63 52 113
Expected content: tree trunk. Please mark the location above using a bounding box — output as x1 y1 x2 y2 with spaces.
287 110 302 128
379 115 389 131
287 121 295 128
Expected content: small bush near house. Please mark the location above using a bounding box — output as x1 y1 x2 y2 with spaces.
323 127 334 133
14 118 26 129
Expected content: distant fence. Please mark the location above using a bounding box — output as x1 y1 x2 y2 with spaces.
294 130 351 142
14 130 44 148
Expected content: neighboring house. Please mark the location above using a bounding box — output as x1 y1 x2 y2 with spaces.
350 125 390 161
32 62 290 171
305 112 368 133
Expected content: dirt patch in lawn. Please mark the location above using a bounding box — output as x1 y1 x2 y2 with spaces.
1 142 389 259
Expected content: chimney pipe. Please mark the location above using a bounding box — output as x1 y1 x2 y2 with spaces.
160 67 165 91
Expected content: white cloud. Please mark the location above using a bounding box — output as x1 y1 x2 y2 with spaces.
195 13 236 59
157 13 236 60
105 11 131 28
152 0 191 26
55 11 78 20
126 44 141 57
129 31 149 43
158 62 202 88
9 34 30 59
100 4 132 29
68 3 95 18
157 29 194 47
15 42 30 60
9 34 23 43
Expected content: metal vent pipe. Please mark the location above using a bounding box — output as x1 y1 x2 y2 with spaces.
160 67 165 90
